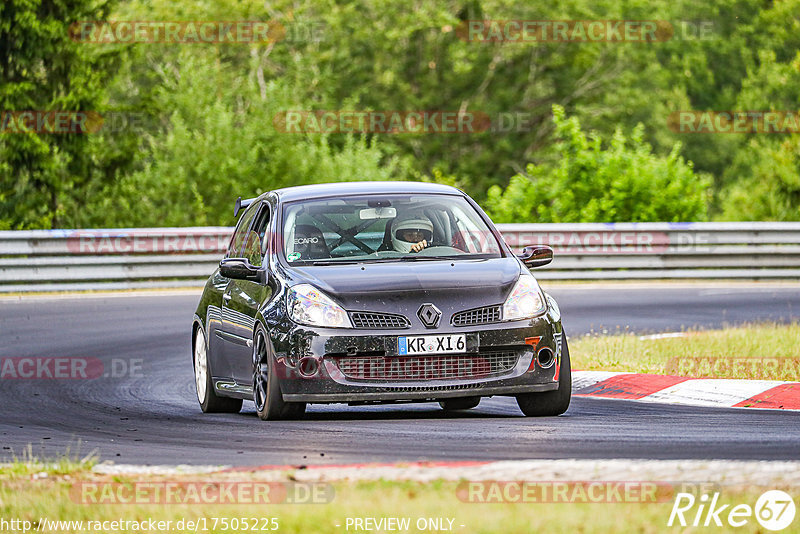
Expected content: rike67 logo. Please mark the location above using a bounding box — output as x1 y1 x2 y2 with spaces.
668 490 796 531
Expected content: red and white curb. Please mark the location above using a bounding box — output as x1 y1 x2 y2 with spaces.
573 371 800 410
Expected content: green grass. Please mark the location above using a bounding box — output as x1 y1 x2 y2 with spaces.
0 444 98 478
2 469 796 533
570 322 800 379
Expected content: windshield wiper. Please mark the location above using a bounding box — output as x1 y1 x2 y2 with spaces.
309 260 361 266
398 256 454 262
309 256 454 266
359 256 449 263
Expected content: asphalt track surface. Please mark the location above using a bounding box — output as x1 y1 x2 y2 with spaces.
1 283 799 466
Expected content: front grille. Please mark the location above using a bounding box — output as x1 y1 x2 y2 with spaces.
350 312 410 329
379 383 484 392
332 351 519 381
452 305 502 326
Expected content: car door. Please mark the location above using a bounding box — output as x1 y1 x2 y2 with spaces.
221 202 273 386
214 202 259 381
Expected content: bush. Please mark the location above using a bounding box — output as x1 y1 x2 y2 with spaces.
718 138 800 221
485 106 710 223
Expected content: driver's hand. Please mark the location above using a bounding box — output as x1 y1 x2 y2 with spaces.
410 240 428 253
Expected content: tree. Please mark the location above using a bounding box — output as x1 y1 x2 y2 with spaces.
0 0 118 228
714 50 800 220
719 138 800 221
5 0 800 228
75 52 405 227
485 106 710 222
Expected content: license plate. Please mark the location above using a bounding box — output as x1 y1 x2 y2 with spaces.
398 334 466 355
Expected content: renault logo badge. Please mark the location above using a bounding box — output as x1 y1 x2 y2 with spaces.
417 303 442 328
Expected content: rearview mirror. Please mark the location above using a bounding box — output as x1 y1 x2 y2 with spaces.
517 245 553 268
359 207 397 220
219 258 266 283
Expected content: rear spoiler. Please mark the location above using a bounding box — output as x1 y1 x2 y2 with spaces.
233 196 257 217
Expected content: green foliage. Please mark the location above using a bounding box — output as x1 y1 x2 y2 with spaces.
712 50 800 221
485 106 710 222
0 0 118 229
2 0 800 227
73 52 404 227
719 138 800 221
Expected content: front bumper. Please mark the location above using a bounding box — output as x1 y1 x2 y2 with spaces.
270 315 563 403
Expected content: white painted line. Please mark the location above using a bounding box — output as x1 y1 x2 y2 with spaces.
638 332 687 341
0 288 202 301
640 379 789 407
541 280 800 290
92 459 800 486
571 371 627 391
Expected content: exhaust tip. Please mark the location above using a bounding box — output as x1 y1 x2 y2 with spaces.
298 357 320 378
536 348 555 369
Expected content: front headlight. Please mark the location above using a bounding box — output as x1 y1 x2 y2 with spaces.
287 284 352 328
502 275 546 321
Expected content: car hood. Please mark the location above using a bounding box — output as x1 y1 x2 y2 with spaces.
286 257 523 312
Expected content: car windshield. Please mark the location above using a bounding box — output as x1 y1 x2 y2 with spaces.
281 194 503 265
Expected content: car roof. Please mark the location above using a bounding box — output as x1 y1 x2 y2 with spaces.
272 181 464 203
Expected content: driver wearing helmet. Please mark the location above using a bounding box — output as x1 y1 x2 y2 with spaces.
391 213 434 253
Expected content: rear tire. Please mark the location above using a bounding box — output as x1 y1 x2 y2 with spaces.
253 327 306 421
194 325 242 414
439 397 481 411
516 331 571 417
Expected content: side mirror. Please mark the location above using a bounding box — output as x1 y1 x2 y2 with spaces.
219 258 266 283
517 245 553 268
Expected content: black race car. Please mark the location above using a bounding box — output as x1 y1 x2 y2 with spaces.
192 181 570 419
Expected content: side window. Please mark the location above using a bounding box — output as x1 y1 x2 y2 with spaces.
243 205 270 267
226 203 258 258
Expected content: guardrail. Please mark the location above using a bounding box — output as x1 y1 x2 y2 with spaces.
1 222 799 291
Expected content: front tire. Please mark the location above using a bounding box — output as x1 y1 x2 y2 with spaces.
194 325 242 414
516 331 571 417
253 327 306 421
